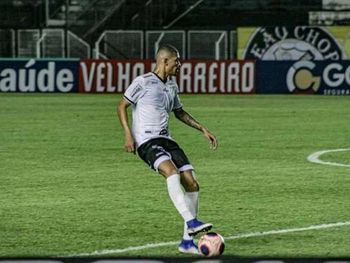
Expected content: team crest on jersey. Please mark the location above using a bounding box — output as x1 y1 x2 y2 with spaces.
243 26 345 60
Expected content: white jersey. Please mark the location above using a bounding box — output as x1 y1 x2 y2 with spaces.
124 72 183 148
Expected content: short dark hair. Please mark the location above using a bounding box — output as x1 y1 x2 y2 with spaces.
156 44 179 57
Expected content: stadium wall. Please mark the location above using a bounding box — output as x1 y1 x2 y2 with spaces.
0 59 349 95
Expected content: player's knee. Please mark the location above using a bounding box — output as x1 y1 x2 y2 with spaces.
180 170 200 191
168 168 179 176
185 180 199 192
159 166 179 177
192 182 200 192
161 168 179 177
157 159 179 177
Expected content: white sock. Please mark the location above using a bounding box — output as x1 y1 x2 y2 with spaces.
166 174 194 222
183 191 199 240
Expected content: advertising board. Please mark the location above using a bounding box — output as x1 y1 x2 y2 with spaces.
256 60 350 95
238 26 350 61
0 59 79 93
78 60 256 94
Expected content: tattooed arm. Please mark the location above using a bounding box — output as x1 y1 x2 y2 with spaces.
174 108 218 149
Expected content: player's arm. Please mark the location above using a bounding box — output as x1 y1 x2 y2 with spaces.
174 108 218 150
117 98 135 154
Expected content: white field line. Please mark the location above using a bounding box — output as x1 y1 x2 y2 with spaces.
67 221 350 257
307 148 350 167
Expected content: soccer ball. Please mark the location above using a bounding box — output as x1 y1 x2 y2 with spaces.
198 232 225 257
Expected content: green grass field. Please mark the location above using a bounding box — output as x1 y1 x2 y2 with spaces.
1 93 350 258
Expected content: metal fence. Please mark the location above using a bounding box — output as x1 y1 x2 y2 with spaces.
67 31 91 58
14 29 91 58
0 29 236 59
42 29 65 58
95 30 144 59
145 31 186 59
188 30 228 60
17 29 40 58
93 30 234 59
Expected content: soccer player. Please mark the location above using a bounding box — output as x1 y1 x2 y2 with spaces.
117 44 218 254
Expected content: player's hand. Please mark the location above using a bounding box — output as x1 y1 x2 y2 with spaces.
124 134 136 154
202 128 218 150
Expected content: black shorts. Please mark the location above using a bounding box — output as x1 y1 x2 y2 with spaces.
137 137 194 172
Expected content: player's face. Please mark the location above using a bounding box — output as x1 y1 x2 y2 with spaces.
167 52 181 76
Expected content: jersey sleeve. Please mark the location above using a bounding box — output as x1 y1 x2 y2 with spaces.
173 85 183 111
123 78 146 104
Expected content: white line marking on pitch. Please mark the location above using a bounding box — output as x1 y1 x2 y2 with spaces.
67 221 350 257
307 148 350 167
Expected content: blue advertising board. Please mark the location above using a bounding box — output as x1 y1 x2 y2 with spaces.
0 59 79 92
256 60 350 95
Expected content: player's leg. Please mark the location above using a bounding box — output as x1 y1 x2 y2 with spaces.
180 169 199 192
157 160 200 254
177 169 200 253
137 138 212 238
180 169 199 234
137 139 192 223
157 160 194 223
180 169 199 237
167 142 213 237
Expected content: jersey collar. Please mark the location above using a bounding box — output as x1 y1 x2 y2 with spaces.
152 72 167 84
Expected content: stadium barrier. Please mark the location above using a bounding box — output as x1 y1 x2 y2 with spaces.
0 59 79 93
255 60 350 95
0 59 255 94
79 60 255 94
0 59 349 95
